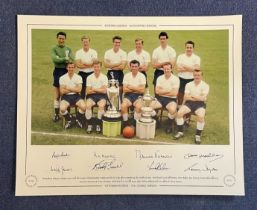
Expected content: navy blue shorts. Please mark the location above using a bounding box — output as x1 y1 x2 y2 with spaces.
78 71 94 99
184 101 206 112
156 96 177 107
61 94 81 106
124 93 142 104
53 68 67 87
78 71 94 87
179 77 194 94
152 69 164 86
141 71 148 88
107 70 124 86
87 94 107 103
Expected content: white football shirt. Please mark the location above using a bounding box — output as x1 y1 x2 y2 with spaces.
177 53 201 79
127 49 151 67
104 48 127 68
86 73 108 89
123 72 146 87
75 48 98 73
152 45 176 70
185 80 209 97
156 74 180 98
59 73 82 95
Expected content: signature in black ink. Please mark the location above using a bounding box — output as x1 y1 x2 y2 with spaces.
50 165 72 175
184 153 224 162
92 159 123 170
135 150 172 160
94 152 116 159
52 152 70 159
184 163 218 173
148 161 169 170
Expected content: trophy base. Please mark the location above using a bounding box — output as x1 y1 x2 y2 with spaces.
102 120 121 137
136 119 156 139
103 111 122 122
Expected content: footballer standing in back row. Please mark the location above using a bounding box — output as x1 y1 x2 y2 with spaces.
51 31 74 122
127 38 151 87
104 36 127 100
176 40 201 107
152 32 176 93
75 35 98 100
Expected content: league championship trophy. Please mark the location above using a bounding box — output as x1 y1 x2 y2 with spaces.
102 73 122 137
136 89 156 139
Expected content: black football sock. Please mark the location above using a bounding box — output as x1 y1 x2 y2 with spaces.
196 129 202 136
55 108 59 115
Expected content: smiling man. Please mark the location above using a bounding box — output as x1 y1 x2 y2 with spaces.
121 59 146 127
75 35 98 100
176 40 201 106
104 36 127 99
152 32 176 90
150 63 179 134
85 60 108 134
174 69 209 144
127 38 151 87
59 61 86 129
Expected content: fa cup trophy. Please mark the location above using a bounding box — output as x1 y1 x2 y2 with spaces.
139 89 156 123
136 89 156 139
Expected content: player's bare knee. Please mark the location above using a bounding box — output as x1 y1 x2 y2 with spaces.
98 103 105 110
197 116 205 123
80 103 87 112
60 105 67 114
121 103 128 113
177 110 184 118
167 106 176 115
85 101 93 110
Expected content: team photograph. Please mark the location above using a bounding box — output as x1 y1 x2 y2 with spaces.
31 29 229 145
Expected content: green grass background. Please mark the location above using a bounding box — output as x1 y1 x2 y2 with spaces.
31 29 229 145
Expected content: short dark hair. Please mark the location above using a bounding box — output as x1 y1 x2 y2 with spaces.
185 40 195 48
93 60 102 67
162 62 172 68
130 59 140 66
159 32 168 39
57 31 66 38
194 69 203 75
112 36 122 42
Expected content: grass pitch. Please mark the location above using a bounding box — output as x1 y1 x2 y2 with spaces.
31 29 229 145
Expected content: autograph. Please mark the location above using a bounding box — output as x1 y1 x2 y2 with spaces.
50 165 72 175
148 161 169 171
184 163 218 173
51 151 70 159
92 159 123 170
184 153 224 163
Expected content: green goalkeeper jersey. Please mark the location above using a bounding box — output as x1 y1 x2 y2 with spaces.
51 45 74 68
